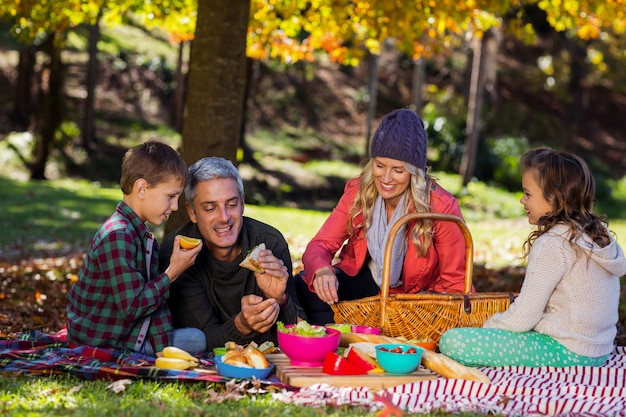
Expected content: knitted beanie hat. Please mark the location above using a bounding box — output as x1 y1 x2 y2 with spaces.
370 109 428 169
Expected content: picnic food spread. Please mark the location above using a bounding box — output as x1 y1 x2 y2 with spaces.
151 322 490 386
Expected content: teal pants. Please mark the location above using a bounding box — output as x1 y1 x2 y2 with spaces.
439 328 609 367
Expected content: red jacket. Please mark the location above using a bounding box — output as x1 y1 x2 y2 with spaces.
302 177 469 295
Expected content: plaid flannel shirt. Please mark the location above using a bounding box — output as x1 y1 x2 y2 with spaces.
67 201 173 353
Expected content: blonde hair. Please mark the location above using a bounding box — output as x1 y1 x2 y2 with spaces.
347 160 435 256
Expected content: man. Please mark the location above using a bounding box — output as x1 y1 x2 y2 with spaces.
159 157 304 350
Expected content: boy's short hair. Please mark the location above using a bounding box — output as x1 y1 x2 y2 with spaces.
120 140 189 195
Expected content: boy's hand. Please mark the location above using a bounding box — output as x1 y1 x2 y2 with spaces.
165 235 202 283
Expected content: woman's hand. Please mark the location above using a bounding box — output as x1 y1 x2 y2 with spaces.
312 266 339 305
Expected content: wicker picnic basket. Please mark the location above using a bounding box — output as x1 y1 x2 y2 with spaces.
331 212 516 344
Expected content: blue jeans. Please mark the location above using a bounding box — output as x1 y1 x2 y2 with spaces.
139 327 206 356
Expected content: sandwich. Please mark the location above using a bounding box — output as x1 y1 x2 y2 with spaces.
239 243 266 273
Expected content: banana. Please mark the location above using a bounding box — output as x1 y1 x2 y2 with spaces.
161 346 199 364
155 357 198 370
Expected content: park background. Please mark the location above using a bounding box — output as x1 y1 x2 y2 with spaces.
0 1 625 342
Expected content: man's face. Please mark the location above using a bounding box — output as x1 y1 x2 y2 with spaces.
187 177 244 255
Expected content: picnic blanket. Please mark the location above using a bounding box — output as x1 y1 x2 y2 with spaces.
3 330 626 416
273 346 626 416
0 329 283 386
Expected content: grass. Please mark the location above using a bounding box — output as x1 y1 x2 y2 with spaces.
0 373 493 417
1 173 625 417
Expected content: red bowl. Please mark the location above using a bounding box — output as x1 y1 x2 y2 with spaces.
277 325 341 367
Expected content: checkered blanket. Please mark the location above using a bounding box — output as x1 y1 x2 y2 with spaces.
273 346 626 416
4 330 626 416
0 329 282 385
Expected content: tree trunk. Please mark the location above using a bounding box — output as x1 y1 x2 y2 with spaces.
165 0 251 235
460 29 500 186
171 40 187 132
240 57 257 166
11 44 36 130
31 34 64 180
81 16 101 149
410 56 426 114
364 52 379 158
566 38 587 130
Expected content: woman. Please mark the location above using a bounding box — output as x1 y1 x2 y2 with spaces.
295 109 468 324
439 147 626 367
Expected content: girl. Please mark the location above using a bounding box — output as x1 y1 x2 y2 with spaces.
439 147 626 367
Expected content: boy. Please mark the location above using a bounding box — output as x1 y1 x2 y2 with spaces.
67 140 205 355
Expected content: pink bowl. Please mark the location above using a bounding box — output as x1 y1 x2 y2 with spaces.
277 325 341 367
351 325 381 335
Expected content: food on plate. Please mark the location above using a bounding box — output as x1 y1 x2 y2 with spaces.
178 235 201 249
239 243 266 273
338 332 491 383
222 350 253 368
161 346 199 364
155 357 198 370
277 320 327 337
257 340 278 354
322 351 368 375
221 344 270 369
344 345 384 373
243 345 271 369
347 342 378 358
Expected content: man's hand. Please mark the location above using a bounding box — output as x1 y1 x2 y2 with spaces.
234 294 280 335
312 266 339 305
253 248 289 303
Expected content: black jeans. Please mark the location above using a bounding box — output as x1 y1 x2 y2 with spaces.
294 267 380 325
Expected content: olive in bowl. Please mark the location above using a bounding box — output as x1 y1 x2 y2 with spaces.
375 343 424 374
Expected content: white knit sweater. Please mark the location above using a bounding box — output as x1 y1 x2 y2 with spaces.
484 224 626 358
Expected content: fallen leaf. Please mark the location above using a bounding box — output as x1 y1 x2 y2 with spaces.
106 379 132 393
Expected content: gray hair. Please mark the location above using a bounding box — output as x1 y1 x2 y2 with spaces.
185 157 244 203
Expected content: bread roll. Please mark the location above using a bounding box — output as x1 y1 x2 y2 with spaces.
222 350 252 368
244 346 271 369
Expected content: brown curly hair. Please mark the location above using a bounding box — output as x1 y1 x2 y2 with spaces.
520 147 611 255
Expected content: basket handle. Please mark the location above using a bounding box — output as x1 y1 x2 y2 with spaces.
379 212 474 300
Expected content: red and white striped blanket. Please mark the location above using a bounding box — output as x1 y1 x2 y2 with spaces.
273 346 626 416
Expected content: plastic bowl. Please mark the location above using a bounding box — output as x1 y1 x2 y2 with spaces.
213 347 228 357
414 341 436 351
351 325 381 335
325 323 352 333
277 325 341 367
215 356 274 379
375 343 424 374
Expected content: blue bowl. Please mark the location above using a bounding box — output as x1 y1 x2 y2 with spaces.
215 356 274 379
375 343 424 374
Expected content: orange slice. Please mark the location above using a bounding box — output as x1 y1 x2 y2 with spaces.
179 235 201 249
